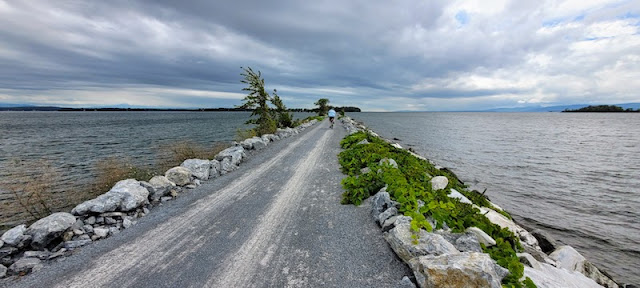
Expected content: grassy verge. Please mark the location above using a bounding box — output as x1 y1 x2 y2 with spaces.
338 131 535 288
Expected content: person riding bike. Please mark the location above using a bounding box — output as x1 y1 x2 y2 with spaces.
328 108 336 129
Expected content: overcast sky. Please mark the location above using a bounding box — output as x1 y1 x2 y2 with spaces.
0 0 639 111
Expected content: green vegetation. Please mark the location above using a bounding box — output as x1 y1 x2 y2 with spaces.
314 98 330 116
338 131 534 288
563 105 639 112
239 67 295 136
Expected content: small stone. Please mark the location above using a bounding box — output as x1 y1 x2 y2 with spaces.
48 248 68 260
430 176 449 191
105 217 117 225
23 251 51 260
78 234 90 241
91 235 100 241
84 216 96 225
72 219 84 230
399 276 416 288
185 184 197 189
73 229 84 236
109 227 120 235
122 218 133 229
0 264 6 278
377 207 398 226
0 247 18 258
83 225 94 234
8 257 42 274
62 231 74 242
379 158 398 169
96 217 104 224
64 240 92 249
143 207 150 214
170 189 178 197
0 240 3 248
101 212 125 218
193 179 201 186
93 227 109 238
161 196 172 202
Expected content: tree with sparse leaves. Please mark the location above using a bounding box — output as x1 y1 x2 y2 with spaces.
238 67 293 135
314 98 330 116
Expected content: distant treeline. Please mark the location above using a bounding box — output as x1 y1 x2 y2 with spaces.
563 105 640 113
0 106 361 112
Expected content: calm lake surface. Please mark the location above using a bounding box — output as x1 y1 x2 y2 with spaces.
0 111 638 284
353 112 640 285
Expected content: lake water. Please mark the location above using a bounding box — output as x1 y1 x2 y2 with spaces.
353 112 640 285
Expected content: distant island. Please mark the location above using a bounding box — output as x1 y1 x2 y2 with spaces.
0 106 361 112
562 105 640 113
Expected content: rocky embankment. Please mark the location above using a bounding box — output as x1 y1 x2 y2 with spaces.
341 117 626 288
0 120 318 280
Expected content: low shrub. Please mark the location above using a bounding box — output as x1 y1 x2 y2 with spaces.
338 131 533 288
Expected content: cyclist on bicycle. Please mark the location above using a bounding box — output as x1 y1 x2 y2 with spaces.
328 108 336 129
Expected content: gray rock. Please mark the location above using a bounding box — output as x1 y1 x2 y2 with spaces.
518 253 543 270
62 231 74 242
123 218 133 229
383 223 459 263
160 196 172 202
215 146 245 166
148 175 176 201
382 215 412 233
0 264 6 278
93 227 109 238
143 207 150 214
371 189 393 219
220 157 236 174
438 231 483 253
476 206 539 248
96 216 104 224
550 246 619 288
84 216 96 225
77 234 90 241
26 212 76 250
108 227 120 235
379 158 398 168
185 184 197 189
399 275 416 288
377 207 398 226
357 139 369 145
430 176 448 191
1 224 27 247
181 159 211 180
64 239 92 249
83 225 94 234
8 257 42 275
241 137 267 150
0 240 3 249
73 229 84 236
465 227 496 247
209 160 221 178
531 229 558 254
165 167 193 186
0 247 18 258
408 252 508 288
100 212 125 217
72 179 150 215
448 188 472 205
23 251 50 260
104 217 116 225
48 248 69 260
523 255 603 288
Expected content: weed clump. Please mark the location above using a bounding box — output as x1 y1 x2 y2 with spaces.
338 131 533 288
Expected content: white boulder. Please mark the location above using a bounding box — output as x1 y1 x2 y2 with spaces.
26 212 76 249
430 176 448 191
408 252 508 288
72 179 150 215
165 166 193 186
1 225 27 247
181 159 211 180
383 223 459 263
448 189 473 205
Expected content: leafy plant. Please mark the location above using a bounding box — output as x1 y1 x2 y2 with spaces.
337 131 533 288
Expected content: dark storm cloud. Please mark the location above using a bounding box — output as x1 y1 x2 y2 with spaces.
0 0 639 110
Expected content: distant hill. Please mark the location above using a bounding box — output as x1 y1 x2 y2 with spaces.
563 105 639 112
479 103 640 112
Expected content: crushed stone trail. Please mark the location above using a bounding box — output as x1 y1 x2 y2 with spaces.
6 120 411 288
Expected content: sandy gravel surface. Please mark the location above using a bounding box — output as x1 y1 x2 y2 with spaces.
2 120 411 288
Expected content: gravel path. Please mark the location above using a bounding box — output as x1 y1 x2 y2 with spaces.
3 119 411 288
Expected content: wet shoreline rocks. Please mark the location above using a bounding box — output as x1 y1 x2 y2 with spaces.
342 116 623 288
0 119 318 280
